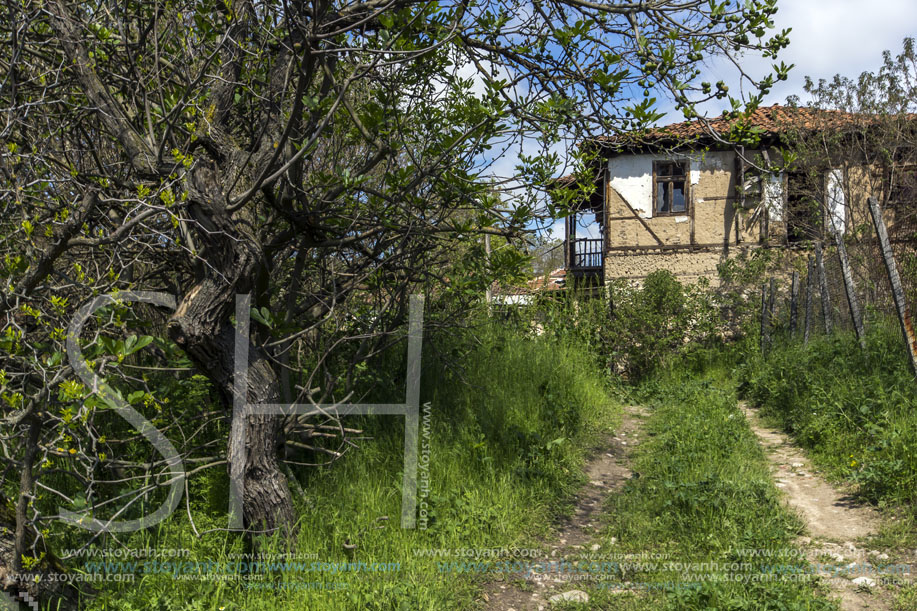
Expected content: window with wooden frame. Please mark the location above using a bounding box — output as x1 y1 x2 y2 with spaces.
653 161 688 215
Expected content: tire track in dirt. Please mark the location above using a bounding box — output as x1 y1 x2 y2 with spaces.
482 405 647 611
741 402 894 611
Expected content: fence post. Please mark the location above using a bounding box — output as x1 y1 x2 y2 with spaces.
789 271 799 334
760 282 769 355
815 241 832 334
804 256 814 344
868 197 917 375
767 276 777 330
833 230 866 348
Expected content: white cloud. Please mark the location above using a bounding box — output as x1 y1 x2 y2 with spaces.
769 0 916 91
696 1 917 113
548 218 565 239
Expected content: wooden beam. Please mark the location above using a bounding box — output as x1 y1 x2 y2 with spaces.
608 184 665 245
790 271 799 335
605 242 727 253
760 282 769 356
689 168 696 247
767 277 777 337
804 256 814 344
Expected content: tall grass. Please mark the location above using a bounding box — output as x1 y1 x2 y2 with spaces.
83 321 618 610
591 361 835 610
740 319 917 511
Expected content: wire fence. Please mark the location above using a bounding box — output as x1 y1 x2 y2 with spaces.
758 197 917 371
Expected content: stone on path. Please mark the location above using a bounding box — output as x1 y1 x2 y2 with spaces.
851 577 876 588
549 590 590 604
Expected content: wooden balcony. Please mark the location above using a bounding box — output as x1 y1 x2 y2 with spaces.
567 237 604 281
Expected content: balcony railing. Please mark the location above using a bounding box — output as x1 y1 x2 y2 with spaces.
568 238 603 271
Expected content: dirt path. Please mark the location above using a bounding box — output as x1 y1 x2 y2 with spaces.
482 405 647 610
741 402 893 611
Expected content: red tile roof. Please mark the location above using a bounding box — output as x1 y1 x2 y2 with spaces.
595 104 863 151
493 268 567 296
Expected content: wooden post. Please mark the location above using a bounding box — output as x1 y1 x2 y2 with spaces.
484 233 492 314
804 256 814 344
815 241 832 334
789 271 799 334
767 277 777 331
868 197 917 375
735 148 744 245
760 282 769 355
833 229 866 348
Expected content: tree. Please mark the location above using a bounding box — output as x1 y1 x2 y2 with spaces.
528 236 564 277
777 39 917 300
0 0 787 586
779 37 916 227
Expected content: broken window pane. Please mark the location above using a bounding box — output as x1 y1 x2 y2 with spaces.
657 182 669 213
653 161 688 215
672 184 685 212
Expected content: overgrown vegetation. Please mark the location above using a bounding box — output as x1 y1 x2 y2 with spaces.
741 321 917 511
590 360 835 610
25 257 917 610
737 318 917 608
532 270 723 380
82 320 618 610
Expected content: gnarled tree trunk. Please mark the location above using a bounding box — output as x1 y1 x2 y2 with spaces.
166 166 294 534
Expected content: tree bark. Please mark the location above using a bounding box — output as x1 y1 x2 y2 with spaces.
14 416 40 571
168 284 294 533
166 166 294 534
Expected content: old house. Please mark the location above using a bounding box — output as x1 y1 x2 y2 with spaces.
563 104 878 285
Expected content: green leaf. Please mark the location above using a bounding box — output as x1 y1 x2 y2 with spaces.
250 307 273 329
124 335 154 355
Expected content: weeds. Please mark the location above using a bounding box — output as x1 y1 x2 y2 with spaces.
82 321 618 610
593 363 835 610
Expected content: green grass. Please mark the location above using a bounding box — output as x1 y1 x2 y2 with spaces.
585 360 836 610
739 321 917 609
740 320 917 513
53 282 917 610
80 324 619 610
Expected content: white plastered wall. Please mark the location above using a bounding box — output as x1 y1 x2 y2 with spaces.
607 155 654 219
764 172 785 222
826 168 846 234
607 153 704 221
